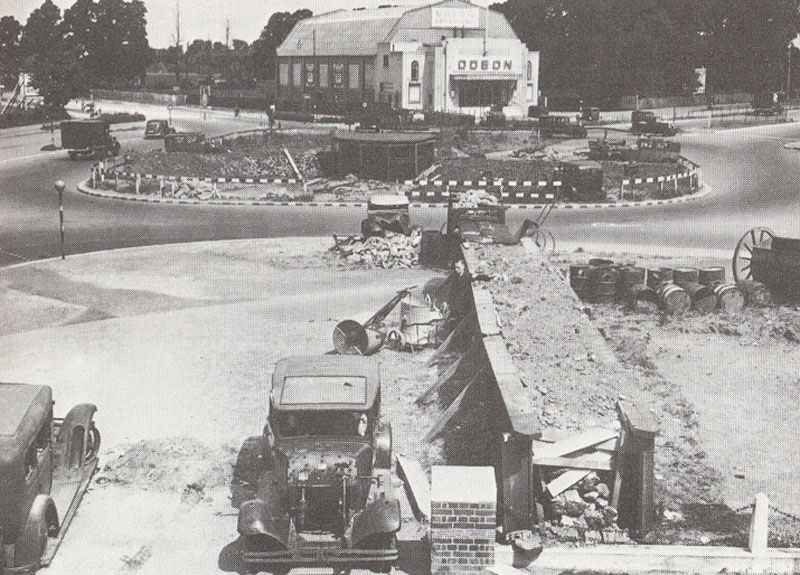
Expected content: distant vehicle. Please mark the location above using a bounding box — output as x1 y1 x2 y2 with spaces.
751 92 784 116
60 119 120 159
630 110 677 136
538 115 588 138
144 119 176 139
581 107 601 123
0 383 100 572
528 104 549 118
361 194 410 237
236 355 400 573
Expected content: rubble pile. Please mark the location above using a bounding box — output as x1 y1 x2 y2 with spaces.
307 175 414 200
544 472 631 544
452 189 500 208
331 229 421 269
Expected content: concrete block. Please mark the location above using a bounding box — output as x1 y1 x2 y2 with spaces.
748 493 769 555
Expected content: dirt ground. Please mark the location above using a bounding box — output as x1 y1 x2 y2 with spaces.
0 239 447 575
474 243 800 547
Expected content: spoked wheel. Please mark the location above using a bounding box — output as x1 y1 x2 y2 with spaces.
733 227 775 282
530 228 556 254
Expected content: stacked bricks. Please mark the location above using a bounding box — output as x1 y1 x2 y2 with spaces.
431 466 496 573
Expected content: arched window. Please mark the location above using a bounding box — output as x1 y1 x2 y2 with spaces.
411 60 420 82
527 60 532 81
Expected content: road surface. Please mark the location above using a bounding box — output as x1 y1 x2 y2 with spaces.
2 102 800 269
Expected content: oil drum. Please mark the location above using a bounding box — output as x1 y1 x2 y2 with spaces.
658 282 691 315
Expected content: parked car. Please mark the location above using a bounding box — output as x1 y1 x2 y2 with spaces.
144 119 176 139
0 383 100 572
235 355 399 573
361 193 411 237
60 119 120 159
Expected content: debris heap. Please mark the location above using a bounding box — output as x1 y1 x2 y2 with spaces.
452 189 500 208
331 229 421 269
544 471 631 544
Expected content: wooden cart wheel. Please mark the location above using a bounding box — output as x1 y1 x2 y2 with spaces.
732 227 775 282
531 228 556 255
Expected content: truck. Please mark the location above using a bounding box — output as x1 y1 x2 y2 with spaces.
630 110 677 137
752 92 784 116
0 382 100 573
60 119 120 160
235 355 400 574
538 115 588 138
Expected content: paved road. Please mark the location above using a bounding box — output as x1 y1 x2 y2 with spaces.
2 103 800 268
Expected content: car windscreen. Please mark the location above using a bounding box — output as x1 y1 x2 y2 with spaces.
275 411 369 438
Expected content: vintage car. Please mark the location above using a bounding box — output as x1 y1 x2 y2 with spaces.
235 355 399 573
60 119 120 159
630 110 677 137
361 194 411 237
538 115 588 138
0 383 100 573
144 119 176 139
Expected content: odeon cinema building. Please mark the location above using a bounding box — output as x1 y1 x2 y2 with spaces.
275 0 540 118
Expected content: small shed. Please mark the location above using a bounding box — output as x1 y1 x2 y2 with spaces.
331 131 437 181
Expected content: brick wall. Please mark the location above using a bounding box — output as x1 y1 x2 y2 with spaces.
431 466 496 573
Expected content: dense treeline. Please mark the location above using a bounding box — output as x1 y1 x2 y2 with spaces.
490 0 800 101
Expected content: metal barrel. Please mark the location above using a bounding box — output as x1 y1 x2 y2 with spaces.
713 283 744 313
658 282 691 315
698 266 725 285
569 264 593 300
400 299 441 347
618 266 646 299
647 267 674 290
672 267 699 286
682 281 716 314
626 283 659 312
591 266 620 303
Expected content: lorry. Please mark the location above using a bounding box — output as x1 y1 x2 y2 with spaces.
630 110 677 137
235 355 400 574
538 115 588 138
60 119 120 159
0 382 100 573
751 92 784 116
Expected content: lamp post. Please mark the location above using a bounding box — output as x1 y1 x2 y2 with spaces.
55 180 65 260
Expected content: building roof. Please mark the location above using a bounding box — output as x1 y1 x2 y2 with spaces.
277 0 521 57
277 7 407 57
334 130 437 144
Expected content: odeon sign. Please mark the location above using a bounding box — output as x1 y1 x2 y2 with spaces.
456 58 514 72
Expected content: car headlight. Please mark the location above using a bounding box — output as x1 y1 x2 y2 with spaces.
298 470 309 482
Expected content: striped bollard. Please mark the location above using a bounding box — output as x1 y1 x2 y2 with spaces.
135 173 141 194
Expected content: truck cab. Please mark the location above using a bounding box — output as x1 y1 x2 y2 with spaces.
0 383 100 573
236 355 399 573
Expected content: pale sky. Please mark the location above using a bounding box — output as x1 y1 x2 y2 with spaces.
1 0 495 48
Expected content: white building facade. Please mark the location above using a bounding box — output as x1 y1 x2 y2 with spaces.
276 0 539 119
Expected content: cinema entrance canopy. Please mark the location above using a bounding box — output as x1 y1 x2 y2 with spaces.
276 0 539 119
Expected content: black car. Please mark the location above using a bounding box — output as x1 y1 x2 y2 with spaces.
144 119 176 139
235 355 399 573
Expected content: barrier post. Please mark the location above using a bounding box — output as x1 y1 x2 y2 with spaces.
91 167 97 189
674 171 679 194
55 181 66 260
135 173 141 195
159 176 164 197
170 181 176 197
114 172 118 190
619 181 625 202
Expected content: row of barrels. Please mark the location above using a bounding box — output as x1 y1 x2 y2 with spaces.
568 260 770 314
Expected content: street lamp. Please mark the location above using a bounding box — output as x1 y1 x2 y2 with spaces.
55 180 65 260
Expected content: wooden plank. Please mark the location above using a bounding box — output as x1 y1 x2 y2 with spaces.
532 428 619 459
425 312 473 367
416 342 479 405
611 427 625 510
531 451 613 472
424 376 475 442
396 454 431 521
538 428 619 451
546 469 591 498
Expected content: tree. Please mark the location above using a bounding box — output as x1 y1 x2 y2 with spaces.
0 16 23 88
250 9 312 80
20 0 61 62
